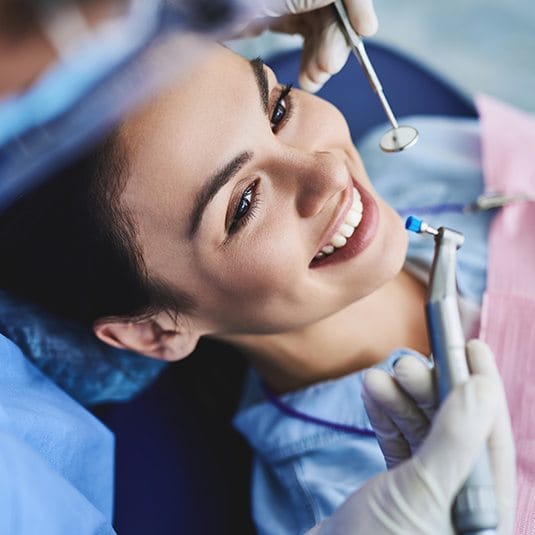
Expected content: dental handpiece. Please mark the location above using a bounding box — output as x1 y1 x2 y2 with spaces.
405 216 498 535
333 0 419 152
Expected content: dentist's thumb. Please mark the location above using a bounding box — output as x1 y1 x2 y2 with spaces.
411 375 499 507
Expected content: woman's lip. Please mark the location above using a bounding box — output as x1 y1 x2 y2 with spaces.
309 178 379 268
313 181 354 257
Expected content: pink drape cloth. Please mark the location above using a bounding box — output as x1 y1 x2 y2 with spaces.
477 94 535 534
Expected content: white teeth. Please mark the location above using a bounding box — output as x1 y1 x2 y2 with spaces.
345 209 362 228
339 223 355 238
331 233 347 248
314 186 365 261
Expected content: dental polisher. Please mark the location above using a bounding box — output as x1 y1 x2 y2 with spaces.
405 215 498 535
334 0 419 152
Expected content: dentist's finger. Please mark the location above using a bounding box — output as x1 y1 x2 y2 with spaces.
363 384 411 468
465 339 516 534
415 375 498 507
466 340 515 460
363 368 430 463
256 0 333 17
392 355 437 420
299 8 350 92
344 0 378 36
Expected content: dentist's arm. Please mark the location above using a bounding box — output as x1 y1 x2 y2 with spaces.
305 340 515 535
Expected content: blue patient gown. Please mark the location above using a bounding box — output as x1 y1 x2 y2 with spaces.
0 334 116 534
234 116 493 535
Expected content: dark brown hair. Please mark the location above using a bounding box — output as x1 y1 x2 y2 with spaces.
0 135 193 325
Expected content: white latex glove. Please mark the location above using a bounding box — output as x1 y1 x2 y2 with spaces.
243 0 378 93
305 340 516 535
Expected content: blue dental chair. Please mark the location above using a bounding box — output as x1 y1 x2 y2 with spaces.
0 41 476 535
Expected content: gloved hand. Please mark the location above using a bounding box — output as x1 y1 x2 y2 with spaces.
305 339 516 535
242 0 378 93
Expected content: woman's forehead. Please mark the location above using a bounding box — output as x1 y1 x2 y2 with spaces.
127 48 248 124
122 47 254 161
117 47 260 233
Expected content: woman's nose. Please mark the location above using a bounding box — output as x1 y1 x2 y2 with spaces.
292 150 349 218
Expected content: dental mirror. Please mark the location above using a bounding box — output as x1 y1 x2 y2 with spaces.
380 125 419 152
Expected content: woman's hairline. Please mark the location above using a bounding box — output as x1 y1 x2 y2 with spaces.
96 131 196 324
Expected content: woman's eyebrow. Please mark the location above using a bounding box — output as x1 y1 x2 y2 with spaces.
188 58 268 239
249 57 269 116
189 151 253 238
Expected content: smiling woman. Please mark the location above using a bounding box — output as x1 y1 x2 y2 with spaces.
104 46 414 358
0 43 451 534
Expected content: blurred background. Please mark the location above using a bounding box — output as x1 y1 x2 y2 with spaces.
230 0 535 113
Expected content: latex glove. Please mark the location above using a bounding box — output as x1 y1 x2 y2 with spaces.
245 0 378 93
306 340 516 535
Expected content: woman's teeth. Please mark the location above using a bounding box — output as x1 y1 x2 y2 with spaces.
314 187 363 260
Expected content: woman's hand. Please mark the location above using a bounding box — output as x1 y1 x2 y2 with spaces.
241 0 378 93
306 340 516 534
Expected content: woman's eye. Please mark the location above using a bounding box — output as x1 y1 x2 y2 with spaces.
235 186 253 220
270 84 293 132
229 183 255 234
270 99 287 129
228 181 260 236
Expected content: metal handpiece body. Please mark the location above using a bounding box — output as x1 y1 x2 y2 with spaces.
427 227 498 534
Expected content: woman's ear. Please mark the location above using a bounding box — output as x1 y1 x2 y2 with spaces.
93 311 200 362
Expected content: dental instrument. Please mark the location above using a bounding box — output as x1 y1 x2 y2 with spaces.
465 191 534 212
334 0 419 153
405 215 499 535
397 190 535 218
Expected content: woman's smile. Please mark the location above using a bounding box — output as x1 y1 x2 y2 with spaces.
310 177 380 268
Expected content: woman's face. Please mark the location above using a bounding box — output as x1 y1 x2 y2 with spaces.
119 45 407 337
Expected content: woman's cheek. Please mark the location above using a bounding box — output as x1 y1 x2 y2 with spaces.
299 92 352 146
220 234 301 303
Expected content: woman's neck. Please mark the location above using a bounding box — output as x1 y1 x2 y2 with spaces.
226 269 430 394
